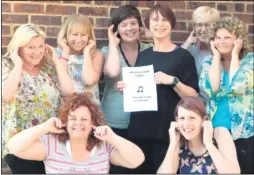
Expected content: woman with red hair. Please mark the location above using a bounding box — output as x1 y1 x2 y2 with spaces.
7 93 145 174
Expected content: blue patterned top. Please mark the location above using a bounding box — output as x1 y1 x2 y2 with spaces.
179 147 217 174
199 53 254 140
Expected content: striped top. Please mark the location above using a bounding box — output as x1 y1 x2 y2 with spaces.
40 134 115 174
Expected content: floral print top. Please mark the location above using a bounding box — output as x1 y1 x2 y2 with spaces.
55 48 100 105
1 58 61 157
199 53 254 140
179 147 217 174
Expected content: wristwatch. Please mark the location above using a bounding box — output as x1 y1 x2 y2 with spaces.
172 77 179 87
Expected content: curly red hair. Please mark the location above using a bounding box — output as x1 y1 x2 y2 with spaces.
56 93 105 151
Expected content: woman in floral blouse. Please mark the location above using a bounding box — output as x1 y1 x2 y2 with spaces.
199 16 253 173
2 23 74 174
157 97 240 174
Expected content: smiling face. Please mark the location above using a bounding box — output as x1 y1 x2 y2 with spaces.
66 23 89 54
194 22 212 43
176 106 203 141
19 36 45 67
117 16 140 42
149 11 172 40
214 28 237 55
66 106 93 139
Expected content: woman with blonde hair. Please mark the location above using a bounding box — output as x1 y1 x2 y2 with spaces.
55 14 103 104
7 93 145 174
199 16 253 173
2 23 74 173
182 6 220 104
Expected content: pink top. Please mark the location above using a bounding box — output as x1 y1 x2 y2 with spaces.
40 134 115 174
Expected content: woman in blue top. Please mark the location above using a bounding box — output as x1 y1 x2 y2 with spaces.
157 96 240 174
199 16 253 173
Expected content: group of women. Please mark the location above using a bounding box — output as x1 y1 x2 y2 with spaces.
2 3 253 174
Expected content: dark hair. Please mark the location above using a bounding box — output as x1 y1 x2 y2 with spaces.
110 5 143 36
174 96 206 119
144 4 176 30
57 93 106 151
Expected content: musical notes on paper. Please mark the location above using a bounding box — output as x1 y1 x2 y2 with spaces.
137 86 144 93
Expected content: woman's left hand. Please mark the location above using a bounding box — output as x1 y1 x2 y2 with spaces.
202 120 214 146
154 71 174 85
232 38 243 57
92 125 116 142
84 39 96 57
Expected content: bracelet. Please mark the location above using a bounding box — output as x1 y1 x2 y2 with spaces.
58 56 68 62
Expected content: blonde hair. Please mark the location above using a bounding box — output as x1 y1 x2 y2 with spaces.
4 23 46 58
210 16 250 58
192 6 220 24
57 14 96 48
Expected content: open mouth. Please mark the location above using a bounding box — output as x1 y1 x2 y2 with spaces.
125 32 136 37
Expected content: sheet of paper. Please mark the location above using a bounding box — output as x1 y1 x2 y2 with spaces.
122 65 158 112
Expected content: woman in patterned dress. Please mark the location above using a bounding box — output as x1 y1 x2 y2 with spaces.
199 16 254 173
55 14 103 105
2 23 74 173
157 97 240 174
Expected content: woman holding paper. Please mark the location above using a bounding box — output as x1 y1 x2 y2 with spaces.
117 4 199 173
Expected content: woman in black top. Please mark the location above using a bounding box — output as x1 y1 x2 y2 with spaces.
117 4 199 173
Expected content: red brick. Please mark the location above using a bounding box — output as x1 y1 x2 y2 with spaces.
2 37 11 46
175 11 192 20
96 18 110 28
63 1 92 4
156 1 170 6
217 3 234 12
45 38 57 47
46 27 61 37
2 3 11 12
221 13 232 18
249 24 254 33
235 3 245 12
14 3 44 13
174 22 187 31
171 32 190 42
79 7 108 17
2 14 28 24
94 1 122 6
95 29 108 39
2 25 10 35
31 16 61 26
46 5 76 15
169 1 186 10
248 35 253 46
187 2 215 10
246 4 253 13
128 1 155 8
233 14 253 24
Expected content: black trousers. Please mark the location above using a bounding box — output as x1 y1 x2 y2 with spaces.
129 138 169 174
4 154 46 174
109 127 134 174
234 136 254 174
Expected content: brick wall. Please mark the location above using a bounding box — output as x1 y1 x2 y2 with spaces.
1 1 253 173
2 0 254 54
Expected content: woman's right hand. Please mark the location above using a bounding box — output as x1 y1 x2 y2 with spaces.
59 39 70 54
108 25 120 46
169 122 180 146
10 48 23 67
116 81 127 93
210 41 221 59
43 117 66 134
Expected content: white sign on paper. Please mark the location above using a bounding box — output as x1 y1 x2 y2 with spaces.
122 65 158 112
